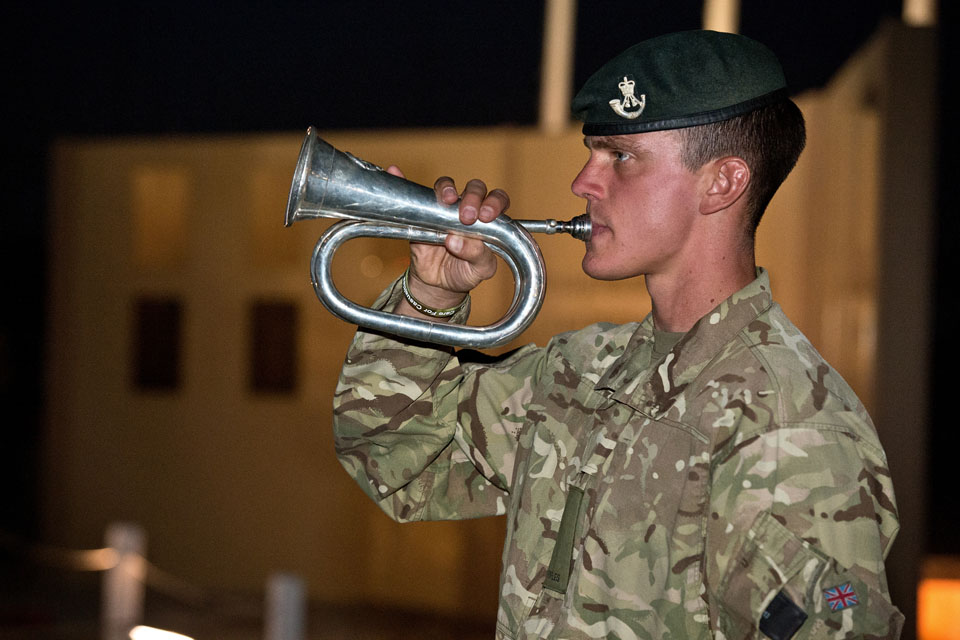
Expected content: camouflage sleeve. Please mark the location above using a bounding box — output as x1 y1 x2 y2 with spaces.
332 277 547 523
706 421 904 638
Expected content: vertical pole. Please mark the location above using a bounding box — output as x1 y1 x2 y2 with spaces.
101 522 147 640
538 0 577 135
702 0 741 33
902 0 937 27
873 23 937 640
265 573 306 640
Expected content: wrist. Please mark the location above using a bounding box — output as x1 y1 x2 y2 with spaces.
401 268 468 318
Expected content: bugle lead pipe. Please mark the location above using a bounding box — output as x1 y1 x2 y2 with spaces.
514 215 591 241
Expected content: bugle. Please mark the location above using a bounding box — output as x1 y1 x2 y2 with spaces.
285 126 590 348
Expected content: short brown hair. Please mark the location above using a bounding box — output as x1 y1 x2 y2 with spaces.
676 100 806 234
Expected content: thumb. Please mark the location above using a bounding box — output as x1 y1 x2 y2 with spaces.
445 234 465 255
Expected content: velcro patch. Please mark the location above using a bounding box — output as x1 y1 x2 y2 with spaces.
759 590 808 640
823 582 859 611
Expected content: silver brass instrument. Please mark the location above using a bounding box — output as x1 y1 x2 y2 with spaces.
285 126 591 349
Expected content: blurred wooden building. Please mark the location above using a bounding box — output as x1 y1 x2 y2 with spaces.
42 23 939 638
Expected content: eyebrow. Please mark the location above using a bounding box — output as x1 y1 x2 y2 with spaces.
583 135 647 153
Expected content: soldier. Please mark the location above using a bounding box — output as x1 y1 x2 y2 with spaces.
333 30 903 639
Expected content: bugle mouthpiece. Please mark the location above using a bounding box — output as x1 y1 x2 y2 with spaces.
516 214 591 242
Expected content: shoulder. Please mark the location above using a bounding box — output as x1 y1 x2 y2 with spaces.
702 303 883 450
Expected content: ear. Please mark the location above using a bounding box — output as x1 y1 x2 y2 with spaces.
699 156 750 215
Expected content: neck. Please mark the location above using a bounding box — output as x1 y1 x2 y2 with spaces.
647 249 756 333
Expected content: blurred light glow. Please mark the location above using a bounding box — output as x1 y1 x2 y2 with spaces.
360 254 384 278
919 578 960 640
129 626 194 640
76 546 120 571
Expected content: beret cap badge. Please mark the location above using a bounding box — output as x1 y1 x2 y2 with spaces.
609 76 646 119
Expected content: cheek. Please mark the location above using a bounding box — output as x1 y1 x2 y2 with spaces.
639 174 698 229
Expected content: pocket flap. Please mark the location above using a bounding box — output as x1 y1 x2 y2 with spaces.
718 511 903 639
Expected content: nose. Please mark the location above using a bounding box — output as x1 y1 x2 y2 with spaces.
571 158 600 201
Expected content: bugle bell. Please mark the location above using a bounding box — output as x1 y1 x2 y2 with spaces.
285 126 590 349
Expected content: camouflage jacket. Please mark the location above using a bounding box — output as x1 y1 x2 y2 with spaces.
333 269 903 639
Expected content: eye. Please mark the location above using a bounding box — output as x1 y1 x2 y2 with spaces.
613 150 631 163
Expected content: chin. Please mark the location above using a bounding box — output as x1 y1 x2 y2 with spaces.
581 256 634 281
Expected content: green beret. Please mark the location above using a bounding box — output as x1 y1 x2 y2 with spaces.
571 30 787 135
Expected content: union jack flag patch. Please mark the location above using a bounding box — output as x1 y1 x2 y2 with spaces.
823 583 859 611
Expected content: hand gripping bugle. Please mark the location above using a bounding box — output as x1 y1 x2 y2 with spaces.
285 126 591 349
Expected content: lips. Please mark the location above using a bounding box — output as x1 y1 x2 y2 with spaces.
589 219 609 241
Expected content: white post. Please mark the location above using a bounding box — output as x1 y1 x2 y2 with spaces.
903 0 937 27
101 522 147 640
538 0 578 135
265 573 306 640
702 0 741 33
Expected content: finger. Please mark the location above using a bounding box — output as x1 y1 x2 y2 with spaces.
459 179 488 225
433 176 459 204
478 188 511 222
444 235 497 279
386 165 406 179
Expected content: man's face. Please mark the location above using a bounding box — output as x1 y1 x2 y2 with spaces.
571 130 705 281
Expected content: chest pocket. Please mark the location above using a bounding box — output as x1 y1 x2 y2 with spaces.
540 409 614 594
569 410 711 632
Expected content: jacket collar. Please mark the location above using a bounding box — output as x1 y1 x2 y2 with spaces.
595 268 775 417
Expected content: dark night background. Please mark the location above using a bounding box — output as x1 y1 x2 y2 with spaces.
1 0 957 564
